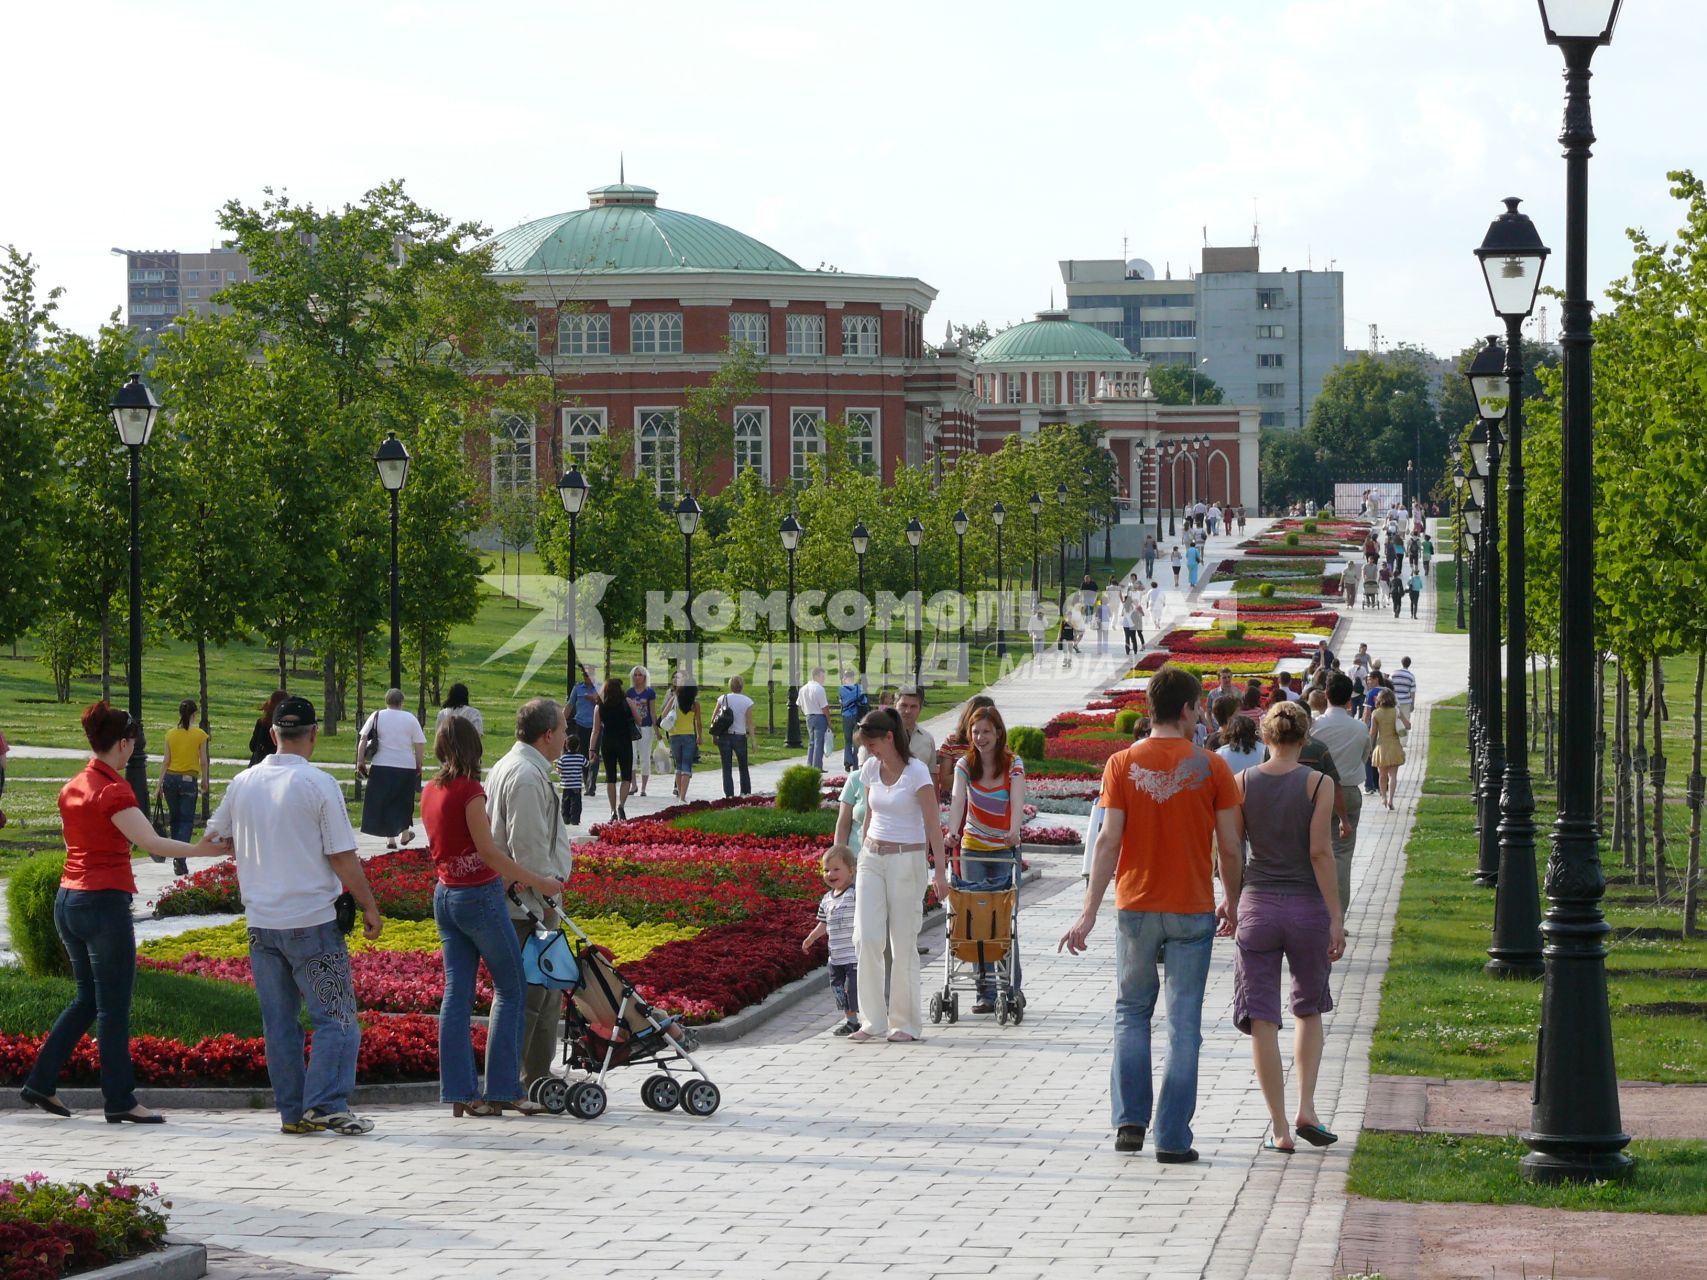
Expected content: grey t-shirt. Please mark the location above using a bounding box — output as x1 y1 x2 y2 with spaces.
1240 766 1327 896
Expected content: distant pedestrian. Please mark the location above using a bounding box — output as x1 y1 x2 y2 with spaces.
568 665 600 793
1408 570 1423 619
1170 546 1183 588
1389 657 1418 728
158 698 209 876
839 668 869 769
555 733 586 827
1369 690 1406 809
662 679 702 802
627 667 657 797
713 675 756 799
1027 608 1048 660
799 666 832 770
1121 593 1145 655
1422 533 1434 575
1142 533 1158 580
586 676 637 821
248 689 288 767
1186 543 1201 588
1146 580 1166 632
357 689 426 850
434 683 484 740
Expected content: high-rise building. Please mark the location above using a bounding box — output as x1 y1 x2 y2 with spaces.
1061 246 1345 430
114 246 253 333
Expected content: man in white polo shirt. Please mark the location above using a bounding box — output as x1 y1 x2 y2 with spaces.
1389 657 1418 726
798 666 831 770
206 696 383 1136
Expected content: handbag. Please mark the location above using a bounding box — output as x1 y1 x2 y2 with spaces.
522 926 581 990
709 696 734 741
358 715 380 773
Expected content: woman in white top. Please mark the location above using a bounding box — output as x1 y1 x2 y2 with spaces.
714 675 757 798
851 707 948 1043
434 683 483 739
358 688 427 849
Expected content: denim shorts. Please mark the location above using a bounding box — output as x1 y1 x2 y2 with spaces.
1232 890 1335 1034
670 735 697 773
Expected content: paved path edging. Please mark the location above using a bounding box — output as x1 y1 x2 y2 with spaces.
72 1241 206 1280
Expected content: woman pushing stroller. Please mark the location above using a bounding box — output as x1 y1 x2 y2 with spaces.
943 704 1025 1014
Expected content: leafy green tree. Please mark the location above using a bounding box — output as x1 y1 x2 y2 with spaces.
399 406 484 716
0 247 58 647
491 486 539 606
678 341 763 498
1256 427 1323 512
1304 351 1439 495
1147 363 1223 405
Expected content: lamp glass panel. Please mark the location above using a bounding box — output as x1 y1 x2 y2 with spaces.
1483 254 1543 316
1540 0 1619 39
1470 372 1510 420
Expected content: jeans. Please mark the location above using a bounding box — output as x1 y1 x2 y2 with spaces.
435 880 526 1104
719 733 751 797
509 919 563 1085
1408 588 1420 618
842 713 861 769
26 889 137 1113
1143 555 1155 580
1112 909 1215 1151
162 772 198 843
248 920 361 1122
1333 788 1362 909
807 713 830 769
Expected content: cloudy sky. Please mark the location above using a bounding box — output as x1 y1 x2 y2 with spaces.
5 0 1698 358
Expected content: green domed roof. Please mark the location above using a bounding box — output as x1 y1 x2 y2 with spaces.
484 185 804 275
976 312 1139 364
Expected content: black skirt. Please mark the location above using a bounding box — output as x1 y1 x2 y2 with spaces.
361 764 416 837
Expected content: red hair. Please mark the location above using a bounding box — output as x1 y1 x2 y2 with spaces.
81 701 133 754
962 705 1013 781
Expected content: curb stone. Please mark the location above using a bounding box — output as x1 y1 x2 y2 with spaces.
72 1242 206 1280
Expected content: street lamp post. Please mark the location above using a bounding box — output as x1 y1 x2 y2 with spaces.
1315 449 1327 512
992 501 1007 660
1028 492 1042 601
1453 451 1467 631
1149 444 1162 544
1165 444 1178 538
781 514 803 750
1463 489 1488 846
556 467 589 707
905 517 924 686
1080 474 1092 570
1055 482 1069 616
1476 201 1551 979
953 509 970 682
1467 417 1504 889
852 520 870 678
110 374 159 814
676 494 701 678
374 432 411 692
1526 0 1631 1185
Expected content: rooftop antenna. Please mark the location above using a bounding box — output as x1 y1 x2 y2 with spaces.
619 153 625 183
1122 235 1128 262
1202 225 1208 246
1251 197 1260 248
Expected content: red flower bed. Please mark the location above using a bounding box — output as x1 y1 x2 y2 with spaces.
1087 689 1149 711
1021 825 1083 845
141 949 499 1017
1160 632 1305 657
1043 709 1117 736
1204 599 1324 614
622 900 824 1022
0 1013 468 1088
1234 544 1341 557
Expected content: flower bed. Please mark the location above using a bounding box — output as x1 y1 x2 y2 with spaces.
1019 824 1082 845
0 1172 171 1280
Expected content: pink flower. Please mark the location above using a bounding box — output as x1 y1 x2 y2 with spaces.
75 1194 91 1209
113 1185 135 1200
24 1172 45 1187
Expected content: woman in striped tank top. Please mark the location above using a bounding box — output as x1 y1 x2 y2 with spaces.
945 704 1026 1014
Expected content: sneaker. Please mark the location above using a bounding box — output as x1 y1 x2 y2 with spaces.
301 1107 374 1136
1115 1125 1146 1153
832 1021 859 1037
172 859 188 877
279 1119 317 1135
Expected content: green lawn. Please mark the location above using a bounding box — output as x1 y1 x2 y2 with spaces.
1348 1133 1707 1215
1367 701 1707 1083
1433 561 1467 634
671 806 838 838
0 966 265 1040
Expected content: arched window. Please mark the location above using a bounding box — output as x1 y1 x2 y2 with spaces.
562 409 605 466
631 312 683 355
841 314 880 358
845 410 877 473
493 416 535 496
638 410 679 498
790 409 823 483
734 408 768 479
558 312 610 356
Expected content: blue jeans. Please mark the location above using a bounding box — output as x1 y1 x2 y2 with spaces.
162 772 198 843
434 880 526 1104
1112 909 1215 1151
26 889 138 1114
807 713 830 769
248 920 361 1122
719 733 751 797
841 713 860 769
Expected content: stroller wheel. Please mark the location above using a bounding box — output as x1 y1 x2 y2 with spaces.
642 1074 681 1112
536 1077 570 1115
680 1079 721 1117
996 996 1010 1027
948 993 960 1024
567 1081 607 1120
1012 1000 1025 1026
928 993 943 1025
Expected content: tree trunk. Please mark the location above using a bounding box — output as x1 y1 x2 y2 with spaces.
1635 660 1649 887
100 603 111 704
603 626 612 683
198 637 211 823
1654 654 1669 904
501 542 508 603
1617 663 1632 870
417 638 428 723
432 666 441 707
1594 653 1607 830
1531 653 1542 753
322 647 340 738
1545 653 1556 781
1684 647 1703 938
278 635 288 691
352 632 366 803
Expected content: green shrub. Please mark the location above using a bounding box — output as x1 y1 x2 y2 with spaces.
1302 520 1319 535
775 765 824 813
1284 531 1302 547
1009 726 1047 760
7 851 69 977
1113 708 1140 734
1224 623 1248 641
1258 583 1276 598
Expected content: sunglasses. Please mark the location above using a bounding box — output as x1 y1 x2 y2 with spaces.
122 712 139 741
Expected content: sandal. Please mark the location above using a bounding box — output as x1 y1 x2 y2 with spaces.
451 1101 502 1118
1295 1122 1338 1147
1264 1137 1295 1154
490 1099 548 1116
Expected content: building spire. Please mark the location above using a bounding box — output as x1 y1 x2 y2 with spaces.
619 152 625 184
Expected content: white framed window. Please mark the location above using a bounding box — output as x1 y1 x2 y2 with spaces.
1256 323 1285 339
515 315 539 347
1257 288 1285 310
1005 373 1026 404
1258 353 1285 368
637 410 679 498
728 312 769 354
631 311 683 355
785 314 825 356
1260 411 1287 427
493 415 535 496
558 312 611 355
734 407 768 479
841 314 880 358
1037 372 1057 406
562 408 605 466
1072 372 1089 404
1257 382 1285 397
790 409 824 482
845 410 877 472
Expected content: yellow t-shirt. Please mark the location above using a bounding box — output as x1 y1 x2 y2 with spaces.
165 726 208 776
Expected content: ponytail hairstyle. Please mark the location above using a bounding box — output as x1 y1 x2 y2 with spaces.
178 698 198 730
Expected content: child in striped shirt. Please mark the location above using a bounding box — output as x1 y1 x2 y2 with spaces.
802 844 858 1036
557 734 586 827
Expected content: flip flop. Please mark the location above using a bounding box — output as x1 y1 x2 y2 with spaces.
1295 1122 1338 1147
1264 1138 1295 1154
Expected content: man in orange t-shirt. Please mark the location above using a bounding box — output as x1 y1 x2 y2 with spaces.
1060 664 1242 1163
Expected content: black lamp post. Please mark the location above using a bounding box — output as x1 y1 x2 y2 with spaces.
110 373 159 814
1467 417 1504 890
1080 474 1092 569
1027 492 1042 600
1525 0 1631 1186
1149 444 1162 544
953 508 969 681
1406 459 1415 510
1453 451 1467 631
852 520 870 678
905 516 924 686
992 500 1007 659
374 432 411 691
1476 200 1551 979
1165 443 1178 538
781 513 803 749
1315 449 1327 512
557 467 589 706
1463 488 1488 844
1054 482 1069 615
676 494 701 677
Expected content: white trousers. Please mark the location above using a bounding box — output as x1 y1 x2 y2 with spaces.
853 845 927 1037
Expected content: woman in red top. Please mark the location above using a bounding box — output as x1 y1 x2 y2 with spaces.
21 702 226 1123
421 716 562 1117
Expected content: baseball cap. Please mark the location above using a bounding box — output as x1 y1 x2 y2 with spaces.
273 696 318 729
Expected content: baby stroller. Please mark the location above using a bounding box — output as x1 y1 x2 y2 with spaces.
510 891 721 1119
929 847 1026 1027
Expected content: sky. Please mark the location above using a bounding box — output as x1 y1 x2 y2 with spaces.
5 0 1701 360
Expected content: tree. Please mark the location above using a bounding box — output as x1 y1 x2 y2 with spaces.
951 321 1001 354
1256 427 1323 512
0 247 58 648
399 405 484 717
1303 351 1440 494
678 341 763 498
491 486 539 606
1147 363 1224 406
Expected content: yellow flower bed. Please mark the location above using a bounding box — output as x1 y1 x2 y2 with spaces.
138 914 699 966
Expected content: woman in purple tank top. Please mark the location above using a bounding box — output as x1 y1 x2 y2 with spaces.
1228 701 1345 1154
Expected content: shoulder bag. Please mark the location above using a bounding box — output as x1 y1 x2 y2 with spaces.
709 696 735 741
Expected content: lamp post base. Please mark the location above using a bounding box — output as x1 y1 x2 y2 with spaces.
785 696 802 750
1484 954 1545 979
1519 1143 1633 1185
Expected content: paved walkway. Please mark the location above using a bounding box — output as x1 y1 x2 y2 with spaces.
5 520 1470 1279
